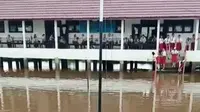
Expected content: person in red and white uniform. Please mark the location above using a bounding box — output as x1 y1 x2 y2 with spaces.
185 37 190 52
191 34 195 51
170 33 176 51
156 50 162 70
161 49 167 70
159 35 164 51
176 35 182 51
165 35 170 51
171 48 178 68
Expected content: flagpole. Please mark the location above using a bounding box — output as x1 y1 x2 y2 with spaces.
98 0 104 112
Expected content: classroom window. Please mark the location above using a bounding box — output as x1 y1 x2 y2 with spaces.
8 20 33 33
0 21 4 33
90 20 120 33
165 20 193 33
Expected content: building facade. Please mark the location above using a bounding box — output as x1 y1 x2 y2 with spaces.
0 0 200 62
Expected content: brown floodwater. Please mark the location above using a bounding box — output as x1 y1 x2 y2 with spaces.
0 70 199 112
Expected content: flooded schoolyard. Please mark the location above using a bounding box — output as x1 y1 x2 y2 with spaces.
0 62 199 112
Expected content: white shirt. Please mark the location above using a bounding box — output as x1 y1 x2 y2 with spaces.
177 38 182 43
171 50 178 54
162 51 167 56
170 36 176 43
159 38 164 44
140 37 146 43
165 38 170 44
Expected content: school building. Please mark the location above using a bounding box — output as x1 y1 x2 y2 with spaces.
0 0 200 62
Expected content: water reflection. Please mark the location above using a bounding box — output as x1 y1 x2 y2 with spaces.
0 71 200 112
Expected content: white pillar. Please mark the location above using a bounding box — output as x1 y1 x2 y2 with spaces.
188 92 193 112
195 19 199 51
156 20 161 52
120 20 124 50
54 20 58 49
87 20 90 49
22 21 26 49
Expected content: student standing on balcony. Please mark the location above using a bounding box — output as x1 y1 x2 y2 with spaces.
89 35 94 49
185 37 190 51
170 33 176 51
140 35 146 49
165 35 170 52
33 34 39 48
124 38 129 49
176 35 182 52
73 37 79 49
102 34 107 49
191 34 195 51
159 35 164 51
7 35 12 48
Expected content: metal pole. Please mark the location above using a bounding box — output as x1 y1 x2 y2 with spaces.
156 20 161 52
195 19 199 51
98 0 104 112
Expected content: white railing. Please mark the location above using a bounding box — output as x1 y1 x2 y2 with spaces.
0 48 155 61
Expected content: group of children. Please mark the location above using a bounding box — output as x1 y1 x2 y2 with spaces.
155 34 188 71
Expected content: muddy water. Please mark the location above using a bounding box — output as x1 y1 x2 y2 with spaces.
0 71 199 112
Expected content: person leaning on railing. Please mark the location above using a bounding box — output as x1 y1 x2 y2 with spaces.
7 35 12 48
123 37 129 49
89 35 95 49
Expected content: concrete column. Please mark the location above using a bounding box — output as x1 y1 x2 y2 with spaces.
8 58 13 71
107 61 113 72
85 60 91 71
20 58 24 70
22 21 26 49
23 58 28 71
61 59 68 70
93 60 97 72
38 59 42 71
55 58 60 70
0 58 3 72
119 61 123 71
156 20 161 52
120 20 124 50
22 21 28 71
87 20 90 50
75 60 79 71
103 61 106 71
123 61 127 72
33 59 38 71
54 20 58 49
49 59 53 70
130 61 134 72
134 61 138 72
16 59 20 70
195 19 199 51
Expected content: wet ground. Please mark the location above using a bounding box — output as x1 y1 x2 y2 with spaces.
0 63 200 112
